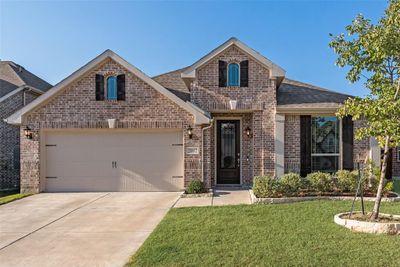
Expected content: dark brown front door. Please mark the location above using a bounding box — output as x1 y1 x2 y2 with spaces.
217 120 240 184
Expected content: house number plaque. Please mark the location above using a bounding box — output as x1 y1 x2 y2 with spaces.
186 147 199 155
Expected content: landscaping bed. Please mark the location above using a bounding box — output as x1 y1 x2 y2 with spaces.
252 171 396 200
127 201 400 266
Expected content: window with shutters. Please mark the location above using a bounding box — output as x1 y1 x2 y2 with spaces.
96 74 125 101
106 76 118 100
227 63 240 86
311 116 340 173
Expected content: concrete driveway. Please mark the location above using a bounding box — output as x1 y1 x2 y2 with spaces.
0 192 180 267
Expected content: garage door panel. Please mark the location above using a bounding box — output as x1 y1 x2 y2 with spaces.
45 131 184 192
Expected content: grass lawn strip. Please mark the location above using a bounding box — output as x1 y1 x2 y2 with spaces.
0 193 32 205
128 200 400 267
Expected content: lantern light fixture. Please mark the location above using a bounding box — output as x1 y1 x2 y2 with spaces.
187 126 193 139
245 126 252 137
24 126 33 139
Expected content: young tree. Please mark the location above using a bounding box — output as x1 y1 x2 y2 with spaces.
330 0 400 220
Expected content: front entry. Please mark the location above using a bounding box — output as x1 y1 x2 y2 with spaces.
217 120 241 184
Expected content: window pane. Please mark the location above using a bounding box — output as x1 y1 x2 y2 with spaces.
107 76 117 100
312 156 338 173
228 63 239 86
312 116 339 154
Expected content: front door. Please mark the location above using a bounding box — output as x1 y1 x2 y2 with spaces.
217 120 241 184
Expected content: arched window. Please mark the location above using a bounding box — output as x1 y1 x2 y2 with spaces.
228 63 239 86
106 76 117 100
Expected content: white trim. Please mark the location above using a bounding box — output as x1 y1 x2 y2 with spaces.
5 50 210 126
0 85 43 103
181 37 285 79
276 106 341 114
275 114 285 177
369 137 381 167
214 117 242 186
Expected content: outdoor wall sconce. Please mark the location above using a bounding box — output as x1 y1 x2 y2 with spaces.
187 126 193 139
245 126 252 137
24 126 33 139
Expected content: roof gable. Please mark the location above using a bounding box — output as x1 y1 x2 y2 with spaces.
5 50 209 125
181 37 286 79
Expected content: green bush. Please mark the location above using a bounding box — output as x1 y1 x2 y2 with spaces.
186 179 206 194
384 181 394 193
335 170 358 192
279 173 302 196
253 176 281 198
307 172 333 193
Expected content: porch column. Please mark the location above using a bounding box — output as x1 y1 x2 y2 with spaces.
275 114 285 177
369 137 381 167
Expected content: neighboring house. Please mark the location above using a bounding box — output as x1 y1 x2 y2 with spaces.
0 61 52 190
5 38 400 193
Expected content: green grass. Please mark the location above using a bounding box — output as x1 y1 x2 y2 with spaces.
128 201 400 267
0 193 32 205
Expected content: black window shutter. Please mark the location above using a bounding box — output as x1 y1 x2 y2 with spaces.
342 116 354 170
386 148 393 179
300 115 312 177
117 74 125 101
240 60 248 87
218 60 227 87
95 74 104 101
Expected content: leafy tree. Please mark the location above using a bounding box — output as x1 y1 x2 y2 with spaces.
329 0 400 220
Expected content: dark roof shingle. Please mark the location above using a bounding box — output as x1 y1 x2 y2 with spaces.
0 61 52 98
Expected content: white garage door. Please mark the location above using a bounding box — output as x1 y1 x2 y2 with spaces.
44 130 184 192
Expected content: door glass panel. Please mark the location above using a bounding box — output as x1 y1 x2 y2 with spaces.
220 122 236 169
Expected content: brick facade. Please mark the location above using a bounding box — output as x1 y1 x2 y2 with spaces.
393 148 400 178
192 45 276 186
17 43 394 192
0 90 39 190
20 59 201 193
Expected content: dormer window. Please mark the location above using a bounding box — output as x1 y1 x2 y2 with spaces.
106 76 118 100
228 63 240 86
219 60 248 87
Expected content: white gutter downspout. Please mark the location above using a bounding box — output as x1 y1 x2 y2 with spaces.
201 119 214 183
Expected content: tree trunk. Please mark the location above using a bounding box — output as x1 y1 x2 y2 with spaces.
371 136 391 220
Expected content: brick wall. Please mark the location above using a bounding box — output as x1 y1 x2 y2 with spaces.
0 90 39 190
21 59 200 193
393 148 400 177
193 45 276 182
284 115 301 173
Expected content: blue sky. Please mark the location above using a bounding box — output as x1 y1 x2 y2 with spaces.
0 0 388 96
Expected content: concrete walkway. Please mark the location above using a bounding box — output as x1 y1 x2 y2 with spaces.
174 189 251 208
0 192 180 267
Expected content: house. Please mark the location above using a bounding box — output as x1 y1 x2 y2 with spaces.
0 61 52 190
5 38 400 193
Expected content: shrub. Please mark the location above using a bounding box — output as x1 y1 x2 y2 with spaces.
279 173 302 196
307 172 333 193
384 181 394 193
335 170 358 192
253 176 281 198
186 179 206 194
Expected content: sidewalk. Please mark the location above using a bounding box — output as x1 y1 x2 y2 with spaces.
174 189 251 208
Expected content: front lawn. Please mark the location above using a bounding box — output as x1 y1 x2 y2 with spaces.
128 201 400 267
0 193 31 205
